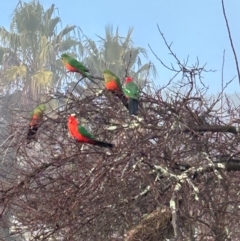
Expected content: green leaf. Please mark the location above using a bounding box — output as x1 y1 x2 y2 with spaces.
0 47 9 64
59 39 80 52
5 64 27 80
38 36 51 65
44 4 55 21
56 25 76 43
11 1 43 33
32 70 53 85
46 17 60 37
32 69 53 95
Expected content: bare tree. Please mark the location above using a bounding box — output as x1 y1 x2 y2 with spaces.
0 1 239 240
0 41 240 240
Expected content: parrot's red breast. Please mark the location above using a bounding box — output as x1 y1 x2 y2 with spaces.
30 115 41 127
105 80 121 91
65 63 78 72
68 116 93 143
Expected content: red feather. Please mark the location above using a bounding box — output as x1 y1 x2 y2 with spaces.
67 115 114 148
68 115 91 143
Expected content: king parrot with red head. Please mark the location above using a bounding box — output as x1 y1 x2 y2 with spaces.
68 114 113 148
123 77 140 115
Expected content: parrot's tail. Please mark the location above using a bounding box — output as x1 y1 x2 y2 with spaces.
27 125 38 144
85 73 97 84
128 98 139 116
92 140 114 148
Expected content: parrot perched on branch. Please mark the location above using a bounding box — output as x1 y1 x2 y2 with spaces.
102 69 123 92
27 104 46 143
68 114 113 148
61 53 95 83
102 69 129 109
123 77 140 115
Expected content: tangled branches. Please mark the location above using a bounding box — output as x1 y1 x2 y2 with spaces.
0 60 239 240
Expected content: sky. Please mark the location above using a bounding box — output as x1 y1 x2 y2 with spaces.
0 0 239 94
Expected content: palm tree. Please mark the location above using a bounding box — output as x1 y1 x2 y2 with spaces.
0 0 82 101
84 25 157 88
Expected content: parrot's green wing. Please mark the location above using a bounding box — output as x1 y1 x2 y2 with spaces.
68 58 89 73
30 104 46 118
123 82 140 100
62 54 96 83
78 126 95 140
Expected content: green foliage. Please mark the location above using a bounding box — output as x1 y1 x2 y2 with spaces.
0 2 156 118
0 1 79 100
85 25 157 88
59 39 80 52
4 64 27 80
32 69 53 94
11 1 43 33
0 47 7 63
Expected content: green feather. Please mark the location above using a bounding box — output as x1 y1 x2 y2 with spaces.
68 58 89 74
78 126 95 139
61 53 95 83
30 104 46 119
123 82 140 100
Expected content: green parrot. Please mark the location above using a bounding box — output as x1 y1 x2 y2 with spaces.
123 77 140 115
27 104 46 143
102 69 129 109
61 53 95 83
102 69 122 92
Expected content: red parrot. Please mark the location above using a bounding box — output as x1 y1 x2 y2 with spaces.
68 114 113 148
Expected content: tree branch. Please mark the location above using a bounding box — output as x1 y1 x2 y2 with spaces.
183 125 238 135
221 0 240 84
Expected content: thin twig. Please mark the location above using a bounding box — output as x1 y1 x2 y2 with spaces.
221 0 240 84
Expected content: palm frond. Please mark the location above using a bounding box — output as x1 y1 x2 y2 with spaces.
59 39 80 52
5 64 27 80
56 25 76 42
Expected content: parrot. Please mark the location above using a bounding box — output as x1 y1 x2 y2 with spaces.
123 77 140 115
68 114 113 148
27 104 46 143
61 53 96 83
102 69 129 109
102 69 123 92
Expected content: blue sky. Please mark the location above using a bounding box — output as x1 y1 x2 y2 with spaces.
0 0 239 94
